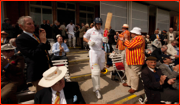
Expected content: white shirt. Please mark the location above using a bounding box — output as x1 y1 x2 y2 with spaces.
1 38 7 43
23 31 37 41
66 24 75 32
83 27 104 51
148 67 155 73
51 88 67 104
169 33 174 41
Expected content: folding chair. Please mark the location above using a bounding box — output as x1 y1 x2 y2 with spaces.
109 53 125 82
52 59 71 82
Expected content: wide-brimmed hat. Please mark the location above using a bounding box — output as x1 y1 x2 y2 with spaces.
122 24 129 28
56 34 61 39
1 44 15 51
1 31 8 35
4 18 10 22
38 66 67 87
130 27 141 35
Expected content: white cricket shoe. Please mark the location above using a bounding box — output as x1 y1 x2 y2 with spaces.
95 90 101 99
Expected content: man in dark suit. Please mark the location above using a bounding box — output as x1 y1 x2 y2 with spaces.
46 20 52 38
151 30 165 45
52 20 61 41
108 26 116 46
16 16 52 92
2 18 15 39
159 55 179 90
34 66 86 104
41 20 46 30
151 45 168 61
141 56 179 104
1 44 25 104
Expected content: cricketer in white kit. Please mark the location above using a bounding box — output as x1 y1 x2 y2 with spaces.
66 20 76 48
83 17 108 99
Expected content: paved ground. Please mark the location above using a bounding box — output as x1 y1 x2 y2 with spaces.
67 48 145 104
19 46 145 104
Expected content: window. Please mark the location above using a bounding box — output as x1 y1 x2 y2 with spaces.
79 5 95 25
57 2 66 8
42 1 52 7
67 3 75 9
30 1 51 7
80 5 86 11
30 2 53 26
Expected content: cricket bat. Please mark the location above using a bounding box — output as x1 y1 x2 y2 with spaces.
103 12 113 37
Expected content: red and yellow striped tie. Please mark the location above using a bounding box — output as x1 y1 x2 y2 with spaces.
32 34 51 67
54 91 60 104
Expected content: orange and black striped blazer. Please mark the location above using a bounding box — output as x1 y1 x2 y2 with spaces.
124 35 145 65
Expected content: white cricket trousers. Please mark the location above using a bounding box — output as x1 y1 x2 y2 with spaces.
89 50 105 92
68 32 76 47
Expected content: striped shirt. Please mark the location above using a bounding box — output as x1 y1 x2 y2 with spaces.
124 35 145 65
117 30 130 50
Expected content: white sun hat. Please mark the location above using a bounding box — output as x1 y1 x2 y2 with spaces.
38 66 67 88
122 24 129 28
130 27 141 35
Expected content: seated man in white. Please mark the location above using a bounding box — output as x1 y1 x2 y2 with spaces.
167 40 179 65
34 66 86 104
51 34 69 60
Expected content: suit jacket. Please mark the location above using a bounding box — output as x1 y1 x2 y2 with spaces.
151 48 163 61
1 38 9 45
108 29 116 45
2 55 25 83
79 26 86 38
15 33 52 82
34 82 86 104
141 67 170 104
46 24 52 38
159 64 179 89
52 25 61 39
167 44 178 59
167 31 177 43
150 34 164 45
2 23 15 38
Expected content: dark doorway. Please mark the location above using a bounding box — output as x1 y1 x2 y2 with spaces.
149 15 156 36
57 10 75 25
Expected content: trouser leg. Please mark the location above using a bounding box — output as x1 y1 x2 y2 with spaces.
128 65 142 90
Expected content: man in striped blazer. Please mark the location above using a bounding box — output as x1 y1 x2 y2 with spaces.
120 27 145 93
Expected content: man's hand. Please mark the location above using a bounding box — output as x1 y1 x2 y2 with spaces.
1 57 9 69
173 65 179 72
167 78 176 85
124 34 128 40
39 28 47 44
164 39 168 42
59 47 64 52
158 38 161 41
159 75 167 85
174 55 179 58
88 40 95 46
58 27 62 30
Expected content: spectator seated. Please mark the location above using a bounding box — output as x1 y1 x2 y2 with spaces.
141 56 179 104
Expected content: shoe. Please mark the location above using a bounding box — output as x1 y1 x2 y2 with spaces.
123 83 130 87
95 90 101 99
128 88 137 94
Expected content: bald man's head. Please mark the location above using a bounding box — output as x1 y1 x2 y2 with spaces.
155 30 159 34
169 28 173 33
